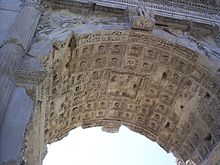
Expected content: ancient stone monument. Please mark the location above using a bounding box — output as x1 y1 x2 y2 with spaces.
0 0 220 164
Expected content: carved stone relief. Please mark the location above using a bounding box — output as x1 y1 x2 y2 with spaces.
38 29 220 164
3 0 218 165
131 6 155 31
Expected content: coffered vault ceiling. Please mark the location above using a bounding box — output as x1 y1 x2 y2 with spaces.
39 29 220 165
4 0 219 165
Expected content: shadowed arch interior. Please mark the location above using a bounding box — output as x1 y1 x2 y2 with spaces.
40 30 220 165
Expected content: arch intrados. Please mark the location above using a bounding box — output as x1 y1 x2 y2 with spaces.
44 125 178 165
41 29 220 164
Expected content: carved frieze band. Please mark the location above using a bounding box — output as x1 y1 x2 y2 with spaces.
44 0 220 26
13 69 46 86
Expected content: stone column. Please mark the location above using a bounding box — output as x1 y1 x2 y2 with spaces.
0 0 41 125
0 0 42 164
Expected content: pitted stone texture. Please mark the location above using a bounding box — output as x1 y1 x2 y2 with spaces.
39 29 220 164
45 0 220 26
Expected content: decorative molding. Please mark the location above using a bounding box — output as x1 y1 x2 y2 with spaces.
44 0 220 26
13 69 46 86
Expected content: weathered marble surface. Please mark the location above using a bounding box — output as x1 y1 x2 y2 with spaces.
1 0 220 165
0 0 22 45
44 0 220 26
0 87 33 164
18 5 220 164
0 0 41 164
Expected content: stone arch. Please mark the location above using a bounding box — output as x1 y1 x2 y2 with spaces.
23 29 220 165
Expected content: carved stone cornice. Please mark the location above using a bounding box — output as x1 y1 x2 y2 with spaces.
44 0 220 26
142 0 218 11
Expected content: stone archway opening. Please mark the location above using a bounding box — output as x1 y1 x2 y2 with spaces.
43 126 176 165
22 29 220 165
1 1 220 164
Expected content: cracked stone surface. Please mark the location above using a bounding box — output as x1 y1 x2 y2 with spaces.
1 0 220 165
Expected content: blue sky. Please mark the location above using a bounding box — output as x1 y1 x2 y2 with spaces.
43 126 176 165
